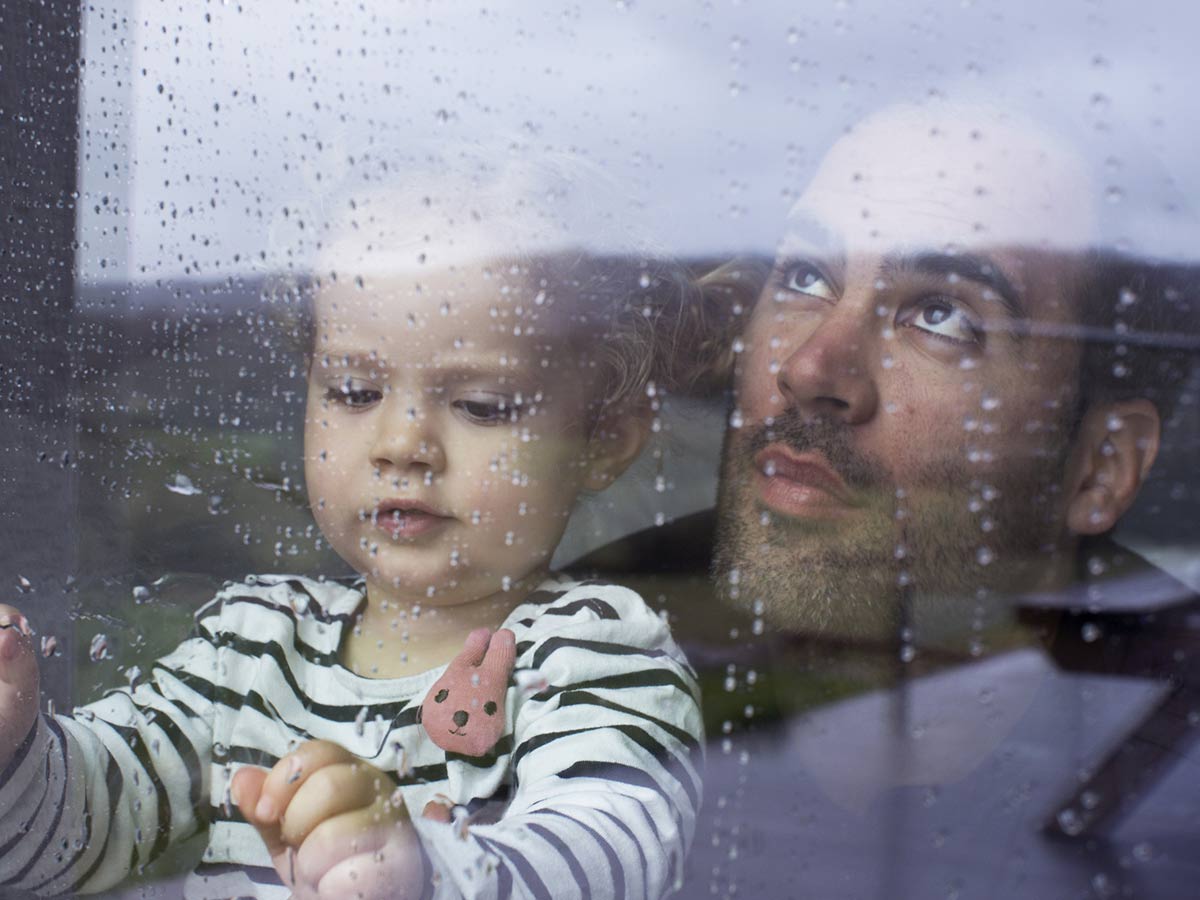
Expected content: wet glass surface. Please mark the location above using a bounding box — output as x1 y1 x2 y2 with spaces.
3 1 1200 898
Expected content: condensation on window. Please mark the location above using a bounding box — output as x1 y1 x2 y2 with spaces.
1 1 1198 898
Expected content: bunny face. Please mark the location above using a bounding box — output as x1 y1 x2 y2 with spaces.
419 627 516 757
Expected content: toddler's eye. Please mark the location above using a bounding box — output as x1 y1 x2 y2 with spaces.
453 396 517 425
434 689 449 703
326 378 382 408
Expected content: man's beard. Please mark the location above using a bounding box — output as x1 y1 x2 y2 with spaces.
712 410 1072 644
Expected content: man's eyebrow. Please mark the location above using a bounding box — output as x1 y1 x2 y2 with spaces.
777 212 847 276
891 252 1027 322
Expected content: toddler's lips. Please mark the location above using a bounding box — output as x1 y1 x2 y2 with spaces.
373 502 452 539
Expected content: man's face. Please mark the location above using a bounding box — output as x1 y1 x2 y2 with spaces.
715 106 1100 642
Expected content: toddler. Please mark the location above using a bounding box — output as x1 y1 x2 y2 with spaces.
0 155 707 899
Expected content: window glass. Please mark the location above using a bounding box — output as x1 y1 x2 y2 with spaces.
1 1 1197 898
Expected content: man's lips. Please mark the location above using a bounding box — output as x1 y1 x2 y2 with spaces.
753 446 855 518
372 500 452 539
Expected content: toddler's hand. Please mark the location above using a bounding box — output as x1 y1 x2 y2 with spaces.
232 740 424 900
0 605 39 772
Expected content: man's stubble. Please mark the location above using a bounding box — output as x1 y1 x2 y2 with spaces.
712 410 1073 644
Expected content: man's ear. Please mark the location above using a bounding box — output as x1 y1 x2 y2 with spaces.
1065 398 1161 535
581 402 653 492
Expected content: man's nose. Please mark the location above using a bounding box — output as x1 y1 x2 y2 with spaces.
775 307 880 425
369 400 447 474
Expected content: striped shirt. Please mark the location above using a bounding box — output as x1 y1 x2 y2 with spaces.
0 574 704 899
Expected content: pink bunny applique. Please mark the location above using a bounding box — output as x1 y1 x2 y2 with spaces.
419 627 516 757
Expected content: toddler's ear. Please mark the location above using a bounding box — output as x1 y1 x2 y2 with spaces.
583 403 653 492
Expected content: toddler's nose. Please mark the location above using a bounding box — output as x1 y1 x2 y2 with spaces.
369 404 447 474
453 710 469 728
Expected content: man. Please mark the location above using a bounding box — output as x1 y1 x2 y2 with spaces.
583 101 1200 898
712 102 1189 645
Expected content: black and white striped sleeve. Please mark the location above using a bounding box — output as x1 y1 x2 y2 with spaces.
413 581 704 900
0 598 223 896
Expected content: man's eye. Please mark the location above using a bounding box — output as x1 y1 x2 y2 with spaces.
453 397 516 425
325 378 382 408
899 297 982 345
780 261 836 300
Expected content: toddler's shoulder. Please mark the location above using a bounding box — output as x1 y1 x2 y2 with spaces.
505 575 674 652
195 573 364 633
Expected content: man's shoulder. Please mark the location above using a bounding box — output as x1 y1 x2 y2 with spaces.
570 508 717 577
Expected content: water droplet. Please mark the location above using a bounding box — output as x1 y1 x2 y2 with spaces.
89 633 111 662
1056 808 1084 836
166 474 202 496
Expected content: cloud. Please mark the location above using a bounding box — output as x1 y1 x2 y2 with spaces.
77 0 1200 283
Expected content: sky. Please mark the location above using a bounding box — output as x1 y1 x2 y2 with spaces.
75 0 1200 285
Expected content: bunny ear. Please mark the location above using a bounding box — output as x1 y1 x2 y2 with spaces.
455 627 493 669
481 628 517 676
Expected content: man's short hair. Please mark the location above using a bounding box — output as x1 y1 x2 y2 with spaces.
1075 249 1199 423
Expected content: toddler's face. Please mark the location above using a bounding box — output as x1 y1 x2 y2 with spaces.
304 262 597 607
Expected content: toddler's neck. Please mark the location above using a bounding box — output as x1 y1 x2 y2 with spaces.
339 569 548 678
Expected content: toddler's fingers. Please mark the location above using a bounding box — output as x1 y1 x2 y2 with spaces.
297 808 422 898
256 740 357 826
292 805 390 890
278 761 391 847
314 840 425 900
231 767 289 861
421 799 453 823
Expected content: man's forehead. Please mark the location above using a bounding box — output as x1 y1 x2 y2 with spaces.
786 104 1100 258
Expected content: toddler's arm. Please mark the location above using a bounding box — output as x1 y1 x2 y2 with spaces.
0 600 220 896
415 582 704 900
